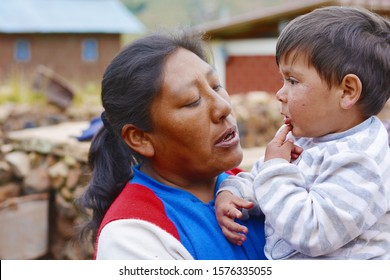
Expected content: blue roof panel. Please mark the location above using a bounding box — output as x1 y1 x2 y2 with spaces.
0 0 146 34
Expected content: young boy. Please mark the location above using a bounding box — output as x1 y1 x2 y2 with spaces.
216 6 390 259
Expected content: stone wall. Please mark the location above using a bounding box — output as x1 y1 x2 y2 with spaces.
1 121 93 259
0 103 98 259
231 91 282 148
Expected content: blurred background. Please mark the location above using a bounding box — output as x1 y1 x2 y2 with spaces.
0 0 389 260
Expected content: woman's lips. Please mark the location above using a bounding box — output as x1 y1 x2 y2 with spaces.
215 126 240 148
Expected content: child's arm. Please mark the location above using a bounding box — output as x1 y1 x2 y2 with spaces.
215 191 254 245
254 151 388 257
216 158 264 245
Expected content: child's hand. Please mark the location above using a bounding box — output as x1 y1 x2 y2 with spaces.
215 191 254 246
265 124 303 162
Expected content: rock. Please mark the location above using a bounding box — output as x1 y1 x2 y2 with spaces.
56 193 77 219
231 91 282 148
60 187 73 201
23 167 51 193
48 161 69 178
66 168 82 190
63 155 78 167
0 182 21 202
0 161 12 184
51 176 65 189
48 161 69 189
57 215 76 240
4 151 31 178
1 144 14 154
0 193 49 259
0 103 15 123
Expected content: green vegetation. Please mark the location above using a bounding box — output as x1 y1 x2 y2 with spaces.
0 77 46 105
72 83 101 108
0 78 101 108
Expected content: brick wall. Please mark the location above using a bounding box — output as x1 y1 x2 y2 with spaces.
0 33 120 87
226 55 281 95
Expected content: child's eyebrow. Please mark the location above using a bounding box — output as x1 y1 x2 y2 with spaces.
279 62 308 78
279 65 292 75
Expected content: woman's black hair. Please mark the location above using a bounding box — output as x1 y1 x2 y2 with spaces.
77 29 210 244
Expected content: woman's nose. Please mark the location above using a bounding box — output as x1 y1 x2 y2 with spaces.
211 92 232 122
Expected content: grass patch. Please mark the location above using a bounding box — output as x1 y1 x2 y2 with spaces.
0 77 101 108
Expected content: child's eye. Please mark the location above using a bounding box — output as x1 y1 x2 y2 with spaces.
281 77 298 86
287 78 298 85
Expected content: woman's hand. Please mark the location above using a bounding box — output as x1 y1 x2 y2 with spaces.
215 191 254 245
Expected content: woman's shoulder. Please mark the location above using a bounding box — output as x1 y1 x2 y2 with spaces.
100 183 180 240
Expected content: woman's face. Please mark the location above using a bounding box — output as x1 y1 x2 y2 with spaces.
145 48 242 186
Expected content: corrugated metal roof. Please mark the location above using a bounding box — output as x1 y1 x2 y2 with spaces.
0 0 146 34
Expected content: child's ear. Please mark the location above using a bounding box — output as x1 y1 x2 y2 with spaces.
121 124 155 158
340 74 362 110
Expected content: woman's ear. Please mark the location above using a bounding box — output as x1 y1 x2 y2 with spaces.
340 74 362 110
121 124 155 158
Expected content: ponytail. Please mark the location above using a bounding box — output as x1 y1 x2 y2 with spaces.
78 124 141 243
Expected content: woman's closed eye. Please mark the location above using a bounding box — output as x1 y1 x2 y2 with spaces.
185 97 201 107
213 84 223 92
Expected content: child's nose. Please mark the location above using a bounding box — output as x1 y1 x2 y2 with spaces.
276 87 287 103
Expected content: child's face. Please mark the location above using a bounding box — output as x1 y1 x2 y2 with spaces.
276 53 346 138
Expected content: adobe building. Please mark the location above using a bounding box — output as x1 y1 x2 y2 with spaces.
0 0 145 88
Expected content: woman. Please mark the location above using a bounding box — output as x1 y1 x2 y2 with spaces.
79 30 266 260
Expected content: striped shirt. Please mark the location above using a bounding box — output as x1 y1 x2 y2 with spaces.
220 116 390 259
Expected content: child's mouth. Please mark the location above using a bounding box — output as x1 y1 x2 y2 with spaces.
283 116 291 125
